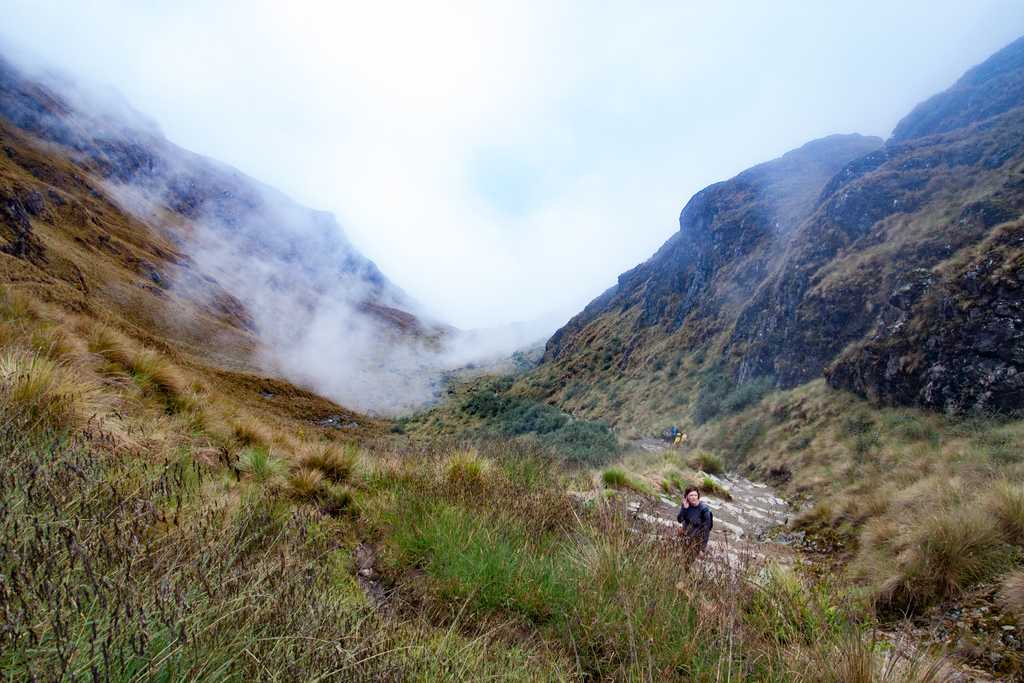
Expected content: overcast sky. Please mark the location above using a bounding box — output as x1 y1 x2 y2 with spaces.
2 2 1023 329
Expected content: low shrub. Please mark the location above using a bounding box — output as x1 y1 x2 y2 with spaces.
461 388 506 418
787 432 813 451
497 399 567 435
840 410 876 438
693 365 774 424
852 429 882 459
541 420 619 466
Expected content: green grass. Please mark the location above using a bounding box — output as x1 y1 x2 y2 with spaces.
601 466 629 489
691 450 725 475
700 476 732 500
454 380 620 465
390 501 578 623
236 446 288 483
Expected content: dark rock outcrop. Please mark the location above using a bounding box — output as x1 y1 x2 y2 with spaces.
543 35 1024 415
827 222 1024 414
544 134 884 362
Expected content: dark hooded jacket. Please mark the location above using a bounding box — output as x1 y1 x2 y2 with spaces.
677 501 713 549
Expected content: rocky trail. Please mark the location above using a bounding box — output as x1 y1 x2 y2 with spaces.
627 439 796 571
627 439 1000 682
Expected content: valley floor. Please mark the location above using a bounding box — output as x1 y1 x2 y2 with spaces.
0 284 1019 680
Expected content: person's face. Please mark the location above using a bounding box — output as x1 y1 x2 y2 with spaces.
686 491 700 507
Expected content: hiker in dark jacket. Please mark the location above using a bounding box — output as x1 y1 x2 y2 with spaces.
677 486 713 551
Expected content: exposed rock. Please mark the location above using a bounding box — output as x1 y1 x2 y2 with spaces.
317 415 359 430
827 222 1024 414
0 187 46 261
543 35 1024 416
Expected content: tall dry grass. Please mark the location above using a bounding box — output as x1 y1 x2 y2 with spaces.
0 350 102 434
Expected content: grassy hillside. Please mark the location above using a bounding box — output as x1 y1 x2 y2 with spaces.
1 284 965 680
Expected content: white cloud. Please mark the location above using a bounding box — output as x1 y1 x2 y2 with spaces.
2 0 1023 329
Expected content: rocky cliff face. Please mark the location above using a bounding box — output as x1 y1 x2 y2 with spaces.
542 35 1024 417
544 134 884 364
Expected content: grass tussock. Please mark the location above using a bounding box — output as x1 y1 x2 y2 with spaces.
860 498 1012 612
442 448 491 491
691 449 725 475
700 475 732 500
230 414 273 448
600 466 651 494
287 466 326 501
236 446 288 483
989 479 1024 545
302 442 357 483
0 350 101 434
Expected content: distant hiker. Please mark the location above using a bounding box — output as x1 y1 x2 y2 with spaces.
665 425 680 443
673 431 687 448
677 486 713 553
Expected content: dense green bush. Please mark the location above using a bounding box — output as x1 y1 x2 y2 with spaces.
461 382 618 465
461 388 507 418
542 420 619 466
497 399 567 435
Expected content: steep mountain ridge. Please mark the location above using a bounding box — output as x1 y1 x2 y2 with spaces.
539 36 1024 424
544 134 883 364
0 52 459 413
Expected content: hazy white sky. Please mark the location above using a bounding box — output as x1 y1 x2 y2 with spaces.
2 1 1023 328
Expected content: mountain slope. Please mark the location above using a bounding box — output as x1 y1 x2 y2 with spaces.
0 52 451 413
538 36 1024 425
